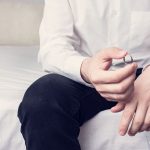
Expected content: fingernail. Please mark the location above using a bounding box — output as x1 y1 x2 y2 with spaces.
139 129 143 132
130 133 135 136
128 131 136 136
130 63 136 67
140 127 145 131
119 50 127 55
133 63 138 67
146 128 150 131
119 130 125 136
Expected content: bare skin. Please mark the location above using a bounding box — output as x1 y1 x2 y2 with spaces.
81 47 137 103
80 47 150 136
112 66 150 136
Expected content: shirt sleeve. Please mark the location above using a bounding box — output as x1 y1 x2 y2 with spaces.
38 0 93 87
141 55 150 72
143 63 150 72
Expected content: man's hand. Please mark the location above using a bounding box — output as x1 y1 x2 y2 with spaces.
81 47 137 103
118 66 150 136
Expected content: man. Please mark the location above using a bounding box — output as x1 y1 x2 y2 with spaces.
18 0 150 150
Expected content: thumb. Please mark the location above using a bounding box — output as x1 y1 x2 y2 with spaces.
111 102 126 113
98 47 127 61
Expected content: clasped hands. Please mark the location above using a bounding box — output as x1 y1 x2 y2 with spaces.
81 47 150 136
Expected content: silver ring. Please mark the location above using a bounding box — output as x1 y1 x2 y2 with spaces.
123 54 133 64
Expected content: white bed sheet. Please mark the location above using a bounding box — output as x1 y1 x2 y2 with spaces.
0 46 150 150
0 46 45 150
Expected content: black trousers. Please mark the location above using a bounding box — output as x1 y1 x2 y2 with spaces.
18 69 142 150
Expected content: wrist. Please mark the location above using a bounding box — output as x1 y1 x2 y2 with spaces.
80 57 91 83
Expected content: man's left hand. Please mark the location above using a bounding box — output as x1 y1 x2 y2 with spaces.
112 67 150 136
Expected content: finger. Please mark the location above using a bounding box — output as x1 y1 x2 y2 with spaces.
98 47 127 61
93 63 137 84
119 100 137 136
100 85 134 101
97 73 135 94
128 102 148 136
139 106 150 132
111 102 126 113
147 128 150 131
96 48 127 70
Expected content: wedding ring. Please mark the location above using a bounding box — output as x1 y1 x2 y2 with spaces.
123 54 133 64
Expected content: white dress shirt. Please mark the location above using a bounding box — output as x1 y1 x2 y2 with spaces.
38 0 150 85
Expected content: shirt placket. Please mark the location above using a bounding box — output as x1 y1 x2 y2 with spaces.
107 0 120 47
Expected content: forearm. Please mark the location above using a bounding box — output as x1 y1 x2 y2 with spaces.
38 0 93 86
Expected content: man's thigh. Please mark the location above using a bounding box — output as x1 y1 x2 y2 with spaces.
36 73 117 126
19 73 116 126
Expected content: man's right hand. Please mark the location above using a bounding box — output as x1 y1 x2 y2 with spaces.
80 47 137 103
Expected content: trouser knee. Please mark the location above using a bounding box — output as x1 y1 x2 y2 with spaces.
18 73 81 126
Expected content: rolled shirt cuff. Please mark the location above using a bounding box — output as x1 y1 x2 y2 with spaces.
142 64 150 72
64 55 94 88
